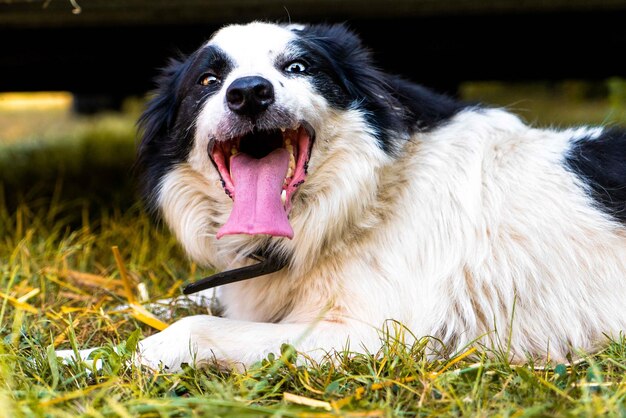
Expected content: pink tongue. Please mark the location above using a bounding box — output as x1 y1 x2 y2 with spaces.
216 148 293 239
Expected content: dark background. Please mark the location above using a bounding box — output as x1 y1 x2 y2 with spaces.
2 0 626 107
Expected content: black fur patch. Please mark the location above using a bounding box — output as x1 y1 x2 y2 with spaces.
566 128 626 223
136 46 233 210
290 24 467 153
386 77 468 132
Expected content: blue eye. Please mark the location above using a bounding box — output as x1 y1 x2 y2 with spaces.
284 61 307 74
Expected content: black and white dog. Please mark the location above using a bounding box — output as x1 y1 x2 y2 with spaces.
134 21 626 370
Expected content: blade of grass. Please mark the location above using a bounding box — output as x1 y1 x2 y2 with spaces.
112 246 136 305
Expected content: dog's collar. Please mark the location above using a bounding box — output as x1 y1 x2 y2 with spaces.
182 251 288 295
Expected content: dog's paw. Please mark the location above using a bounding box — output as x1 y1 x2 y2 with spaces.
136 318 199 372
135 315 231 372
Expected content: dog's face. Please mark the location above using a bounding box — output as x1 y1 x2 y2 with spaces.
191 23 329 240
137 22 407 268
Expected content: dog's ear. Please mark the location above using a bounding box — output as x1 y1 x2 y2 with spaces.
293 22 387 103
294 23 372 78
295 23 409 151
136 56 192 210
138 56 191 151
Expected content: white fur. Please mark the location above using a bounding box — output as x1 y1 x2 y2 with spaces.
135 23 626 371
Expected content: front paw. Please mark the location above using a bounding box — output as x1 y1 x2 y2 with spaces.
137 316 203 372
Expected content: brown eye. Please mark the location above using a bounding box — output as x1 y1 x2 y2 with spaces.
199 73 219 86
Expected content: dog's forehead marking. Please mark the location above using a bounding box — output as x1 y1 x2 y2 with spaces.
206 22 296 67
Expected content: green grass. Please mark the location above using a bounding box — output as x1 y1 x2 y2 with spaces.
460 79 626 128
1 86 626 417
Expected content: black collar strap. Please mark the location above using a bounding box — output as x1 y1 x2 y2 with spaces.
182 252 288 295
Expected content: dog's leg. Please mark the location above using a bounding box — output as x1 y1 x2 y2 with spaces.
137 315 377 371
53 293 216 369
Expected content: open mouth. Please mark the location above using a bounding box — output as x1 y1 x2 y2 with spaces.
209 122 314 239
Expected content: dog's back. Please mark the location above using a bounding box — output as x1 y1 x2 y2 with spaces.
371 107 626 359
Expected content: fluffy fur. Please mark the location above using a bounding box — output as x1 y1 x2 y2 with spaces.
134 21 626 370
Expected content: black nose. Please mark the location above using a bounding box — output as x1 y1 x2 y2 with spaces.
226 76 275 118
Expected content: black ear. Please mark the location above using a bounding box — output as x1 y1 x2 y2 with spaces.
295 23 407 151
296 23 377 99
138 58 188 144
135 56 192 211
295 23 466 152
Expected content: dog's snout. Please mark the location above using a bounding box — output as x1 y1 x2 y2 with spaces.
226 76 275 118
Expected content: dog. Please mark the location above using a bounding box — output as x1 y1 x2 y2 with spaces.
133 21 626 371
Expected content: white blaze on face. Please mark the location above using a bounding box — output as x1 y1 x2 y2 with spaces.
210 22 296 73
193 23 296 147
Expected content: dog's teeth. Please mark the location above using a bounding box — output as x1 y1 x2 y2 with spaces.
289 153 296 175
231 147 238 155
281 189 287 205
229 154 236 180
280 127 286 133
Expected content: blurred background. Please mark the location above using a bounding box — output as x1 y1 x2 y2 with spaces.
1 0 626 214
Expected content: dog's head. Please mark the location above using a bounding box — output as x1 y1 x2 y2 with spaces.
137 22 413 269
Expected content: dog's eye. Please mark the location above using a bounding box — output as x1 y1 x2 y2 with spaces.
284 61 307 74
199 73 220 86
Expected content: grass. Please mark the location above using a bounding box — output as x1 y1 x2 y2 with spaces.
460 78 626 128
1 85 626 417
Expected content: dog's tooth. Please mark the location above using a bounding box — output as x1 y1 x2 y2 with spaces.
231 147 238 155
280 127 286 133
281 189 287 205
229 154 235 180
286 165 294 179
